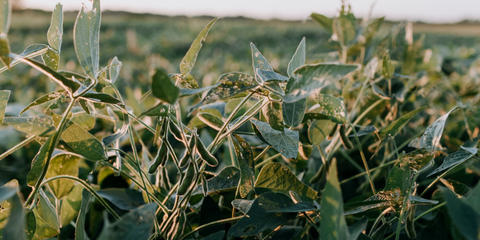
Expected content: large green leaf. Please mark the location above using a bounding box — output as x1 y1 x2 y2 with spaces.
201 72 257 104
47 3 62 52
441 187 480 240
207 167 240 194
180 18 217 75
33 190 60 239
0 89 9 123
255 162 317 200
308 119 336 145
21 90 63 114
97 188 145 210
73 0 101 78
151 68 179 104
59 184 82 227
98 204 157 240
287 37 306 78
409 107 457 151
320 159 350 240
304 94 347 124
251 120 298 159
285 63 357 103
250 42 273 73
262 100 283 130
45 154 81 198
466 182 480 213
61 121 107 161
379 107 424 138
282 98 306 127
228 192 293 237
3 116 54 136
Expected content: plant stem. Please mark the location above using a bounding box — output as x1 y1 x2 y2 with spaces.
179 216 244 240
0 135 36 161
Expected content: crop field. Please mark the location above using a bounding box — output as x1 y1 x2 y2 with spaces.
1 0 480 240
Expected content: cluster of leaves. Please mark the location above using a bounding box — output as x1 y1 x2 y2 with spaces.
1 1 480 240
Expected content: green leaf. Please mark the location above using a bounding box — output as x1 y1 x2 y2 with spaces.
27 135 56 186
82 92 121 104
287 37 306 78
308 119 336 145
45 154 81 198
0 89 9 123
21 90 63 114
262 100 284 130
75 190 91 240
250 42 273 73
428 146 477 177
151 68 179 104
42 47 60 71
251 120 299 159
98 204 157 240
47 3 63 52
320 159 350 240
0 186 15 202
59 184 82 227
255 162 317 200
207 167 240 194
33 190 60 239
282 98 306 127
228 192 292 237
139 103 169 117
310 13 332 33
466 182 480 213
61 121 107 161
285 63 358 103
73 0 101 78
256 69 289 82
379 107 424 138
0 0 10 66
441 187 480 240
196 111 223 130
304 94 346 124
3 116 54 136
180 18 217 75
232 135 255 198
97 188 145 210
201 72 257 104
409 106 457 151
108 56 122 83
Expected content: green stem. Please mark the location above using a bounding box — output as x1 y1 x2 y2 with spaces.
0 135 36 161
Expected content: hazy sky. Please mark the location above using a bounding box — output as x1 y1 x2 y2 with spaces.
23 0 480 23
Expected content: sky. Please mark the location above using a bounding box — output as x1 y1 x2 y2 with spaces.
22 0 480 23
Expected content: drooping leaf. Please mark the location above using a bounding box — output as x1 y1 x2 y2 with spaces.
304 94 347 124
61 121 107 161
108 56 122 83
287 37 306 78
250 42 273 73
428 146 478 177
21 90 63 114
97 188 145 210
285 63 358 102
232 135 255 198
379 107 424 138
409 106 457 151
320 159 350 240
75 190 90 240
180 18 217 75
251 120 299 159
201 72 257 104
98 204 157 240
282 98 306 127
255 162 317 200
0 89 9 123
0 0 10 66
151 68 179 104
45 154 81 198
228 192 292 237
310 13 333 33
441 187 480 240
73 0 101 78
